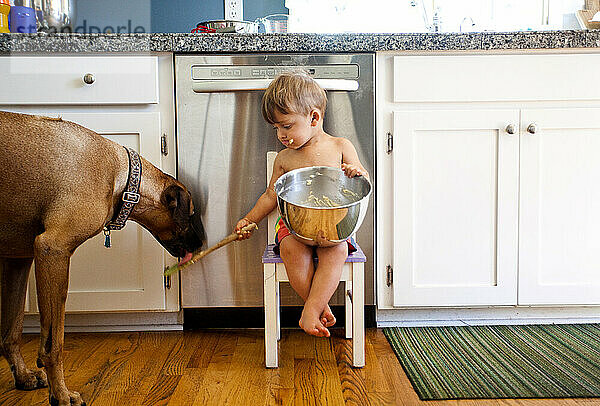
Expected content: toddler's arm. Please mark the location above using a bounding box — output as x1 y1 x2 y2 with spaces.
340 138 369 179
235 155 285 239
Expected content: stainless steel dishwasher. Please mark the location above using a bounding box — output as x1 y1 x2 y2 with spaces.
175 54 374 308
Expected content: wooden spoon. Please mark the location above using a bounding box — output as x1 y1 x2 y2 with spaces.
164 222 257 276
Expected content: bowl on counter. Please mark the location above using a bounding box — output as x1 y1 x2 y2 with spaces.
194 19 259 33
274 166 371 247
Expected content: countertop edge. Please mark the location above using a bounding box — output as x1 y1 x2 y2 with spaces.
1 31 600 54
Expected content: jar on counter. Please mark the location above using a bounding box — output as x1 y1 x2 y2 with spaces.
10 0 37 33
0 0 10 33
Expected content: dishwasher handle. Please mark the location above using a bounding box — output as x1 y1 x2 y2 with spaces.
192 79 359 93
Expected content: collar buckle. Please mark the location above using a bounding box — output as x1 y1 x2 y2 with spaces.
122 191 140 204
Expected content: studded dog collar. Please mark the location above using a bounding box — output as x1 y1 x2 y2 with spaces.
103 147 141 247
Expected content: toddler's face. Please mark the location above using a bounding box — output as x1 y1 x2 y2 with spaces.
270 110 315 149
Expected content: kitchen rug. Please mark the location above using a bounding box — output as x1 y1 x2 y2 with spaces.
383 324 600 400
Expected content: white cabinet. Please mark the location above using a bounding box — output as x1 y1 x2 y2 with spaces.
392 109 519 306
519 108 600 305
378 53 600 310
2 55 179 313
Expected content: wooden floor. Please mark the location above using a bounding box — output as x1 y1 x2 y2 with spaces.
0 328 599 405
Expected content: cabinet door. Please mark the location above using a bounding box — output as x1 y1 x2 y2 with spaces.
519 108 600 305
25 112 168 312
392 109 519 306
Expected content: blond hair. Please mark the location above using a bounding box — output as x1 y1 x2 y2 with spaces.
261 71 327 124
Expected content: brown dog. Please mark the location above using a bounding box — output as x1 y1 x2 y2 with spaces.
0 111 205 405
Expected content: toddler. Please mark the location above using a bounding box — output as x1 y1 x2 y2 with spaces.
235 71 368 337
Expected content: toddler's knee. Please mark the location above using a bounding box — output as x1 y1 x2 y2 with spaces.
332 241 349 256
317 242 348 264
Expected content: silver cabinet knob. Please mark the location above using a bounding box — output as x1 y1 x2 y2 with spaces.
527 123 538 134
505 124 516 135
83 73 95 85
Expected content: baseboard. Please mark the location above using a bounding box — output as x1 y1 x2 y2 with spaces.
376 306 600 327
21 306 377 333
23 311 183 333
183 305 377 329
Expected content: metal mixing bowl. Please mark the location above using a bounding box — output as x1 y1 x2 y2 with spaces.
274 166 371 246
196 20 259 33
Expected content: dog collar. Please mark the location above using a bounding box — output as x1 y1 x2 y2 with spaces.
103 147 142 245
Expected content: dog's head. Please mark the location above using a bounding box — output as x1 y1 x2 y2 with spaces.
149 183 206 258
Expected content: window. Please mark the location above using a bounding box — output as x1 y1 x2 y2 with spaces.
285 0 584 32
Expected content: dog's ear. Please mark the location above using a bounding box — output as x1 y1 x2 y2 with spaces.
161 185 192 226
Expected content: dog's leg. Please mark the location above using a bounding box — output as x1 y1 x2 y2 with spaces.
34 233 85 406
0 258 48 390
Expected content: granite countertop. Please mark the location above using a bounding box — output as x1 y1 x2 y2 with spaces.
1 31 599 54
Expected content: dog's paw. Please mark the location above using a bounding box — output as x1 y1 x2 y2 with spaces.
49 390 86 406
15 368 48 390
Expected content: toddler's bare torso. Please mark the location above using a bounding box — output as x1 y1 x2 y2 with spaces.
279 133 344 173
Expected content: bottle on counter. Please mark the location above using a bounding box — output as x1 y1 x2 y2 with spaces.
0 0 10 33
10 0 37 33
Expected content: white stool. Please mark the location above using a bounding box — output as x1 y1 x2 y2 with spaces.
262 151 366 368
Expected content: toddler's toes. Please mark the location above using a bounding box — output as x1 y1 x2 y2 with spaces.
301 324 322 337
321 306 336 328
317 324 331 338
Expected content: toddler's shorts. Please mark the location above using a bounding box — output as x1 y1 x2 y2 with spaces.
273 216 357 255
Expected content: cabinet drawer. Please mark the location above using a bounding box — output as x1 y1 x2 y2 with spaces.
0 56 158 105
393 54 600 103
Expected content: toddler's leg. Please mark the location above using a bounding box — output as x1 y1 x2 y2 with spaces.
279 237 329 337
299 242 348 338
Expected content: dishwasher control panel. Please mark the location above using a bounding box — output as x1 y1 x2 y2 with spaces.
192 64 359 80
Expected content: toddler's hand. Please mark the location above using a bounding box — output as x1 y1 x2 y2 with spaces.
235 218 255 240
341 163 364 178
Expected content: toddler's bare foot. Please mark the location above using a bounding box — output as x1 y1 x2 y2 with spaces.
320 305 336 328
300 307 330 337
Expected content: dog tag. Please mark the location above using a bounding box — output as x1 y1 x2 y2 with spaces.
103 228 111 248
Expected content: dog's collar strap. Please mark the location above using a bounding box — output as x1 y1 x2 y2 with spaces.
105 147 142 231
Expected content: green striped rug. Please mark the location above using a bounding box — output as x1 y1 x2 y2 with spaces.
383 324 600 400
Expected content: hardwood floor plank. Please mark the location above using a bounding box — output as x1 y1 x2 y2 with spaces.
364 329 392 394
191 332 237 406
268 329 295 390
314 336 346 405
117 332 177 405
141 374 181 406
264 330 296 406
0 388 38 406
266 388 294 406
293 358 320 405
367 391 397 406
66 333 134 400
333 336 371 406
82 332 149 405
167 367 205 405
237 340 271 406
378 353 422 406
214 342 260 405
161 331 205 376
293 329 316 360
186 330 222 369
370 329 394 358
